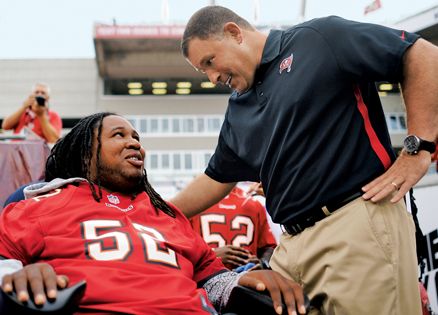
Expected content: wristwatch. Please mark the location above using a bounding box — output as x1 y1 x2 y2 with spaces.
403 135 436 155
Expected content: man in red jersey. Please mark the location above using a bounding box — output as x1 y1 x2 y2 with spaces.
190 186 277 270
1 83 62 143
0 112 306 315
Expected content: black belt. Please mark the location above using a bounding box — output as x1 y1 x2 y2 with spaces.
282 191 363 236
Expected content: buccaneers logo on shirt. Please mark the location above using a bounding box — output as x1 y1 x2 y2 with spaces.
279 53 294 74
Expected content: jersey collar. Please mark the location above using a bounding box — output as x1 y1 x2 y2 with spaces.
260 29 282 66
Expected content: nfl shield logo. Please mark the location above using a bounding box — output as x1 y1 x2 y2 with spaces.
279 53 294 74
107 194 120 205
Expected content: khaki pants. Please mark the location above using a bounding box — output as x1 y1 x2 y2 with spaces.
270 197 421 315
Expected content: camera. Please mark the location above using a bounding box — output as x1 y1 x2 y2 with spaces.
35 96 46 106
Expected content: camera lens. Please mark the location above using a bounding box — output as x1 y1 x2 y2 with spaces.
35 96 46 106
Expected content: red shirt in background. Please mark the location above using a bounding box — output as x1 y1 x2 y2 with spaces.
14 108 62 141
190 187 277 262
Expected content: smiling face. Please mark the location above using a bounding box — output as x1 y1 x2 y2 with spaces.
186 24 258 94
90 115 146 193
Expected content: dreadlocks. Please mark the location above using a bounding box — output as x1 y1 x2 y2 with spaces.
45 112 175 218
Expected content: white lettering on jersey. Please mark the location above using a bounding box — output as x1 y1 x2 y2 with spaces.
231 216 254 247
218 204 236 210
104 203 134 213
200 214 226 247
133 223 178 267
82 220 132 261
81 220 178 268
199 214 255 247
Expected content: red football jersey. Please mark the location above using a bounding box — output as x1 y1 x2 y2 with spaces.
14 109 62 141
0 182 225 315
190 187 277 258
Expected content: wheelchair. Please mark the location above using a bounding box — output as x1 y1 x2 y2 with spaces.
0 280 310 315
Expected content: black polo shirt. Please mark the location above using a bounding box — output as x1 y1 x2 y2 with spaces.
205 16 420 224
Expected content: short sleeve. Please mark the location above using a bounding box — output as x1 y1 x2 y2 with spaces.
205 133 259 183
308 16 420 81
0 202 44 264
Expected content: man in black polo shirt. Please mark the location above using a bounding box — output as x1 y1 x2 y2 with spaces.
171 5 438 315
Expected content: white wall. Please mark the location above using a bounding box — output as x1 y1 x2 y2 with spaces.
0 59 98 118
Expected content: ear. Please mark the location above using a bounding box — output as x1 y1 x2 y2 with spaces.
223 22 243 44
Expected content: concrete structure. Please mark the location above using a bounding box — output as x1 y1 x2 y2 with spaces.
0 59 98 119
0 74 409 191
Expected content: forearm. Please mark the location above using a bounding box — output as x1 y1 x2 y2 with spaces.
2 106 27 130
362 39 438 203
169 173 235 218
402 38 438 142
37 114 60 143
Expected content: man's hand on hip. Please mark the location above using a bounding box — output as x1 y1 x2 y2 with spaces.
362 150 431 203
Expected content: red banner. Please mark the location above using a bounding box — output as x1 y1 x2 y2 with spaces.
94 25 185 39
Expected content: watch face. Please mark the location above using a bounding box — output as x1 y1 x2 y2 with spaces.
404 135 420 153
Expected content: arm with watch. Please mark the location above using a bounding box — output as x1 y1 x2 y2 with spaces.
362 38 438 203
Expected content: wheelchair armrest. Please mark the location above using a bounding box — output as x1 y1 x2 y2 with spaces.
0 280 86 315
222 285 310 315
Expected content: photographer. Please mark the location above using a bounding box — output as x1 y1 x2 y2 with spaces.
1 83 62 143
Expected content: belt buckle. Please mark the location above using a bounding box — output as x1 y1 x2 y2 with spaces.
283 209 327 236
